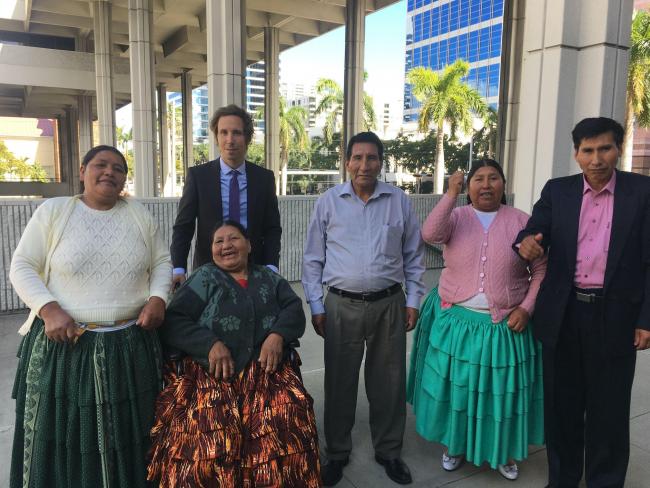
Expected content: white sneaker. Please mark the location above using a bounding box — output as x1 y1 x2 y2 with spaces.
441 452 464 471
497 462 519 480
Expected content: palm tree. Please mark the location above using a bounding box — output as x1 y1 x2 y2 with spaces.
256 97 309 195
622 9 650 171
407 59 487 193
314 76 376 172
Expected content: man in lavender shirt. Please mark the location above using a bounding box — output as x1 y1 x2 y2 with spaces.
516 117 650 488
303 131 425 486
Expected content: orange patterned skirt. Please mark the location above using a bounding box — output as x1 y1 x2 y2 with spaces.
147 355 321 487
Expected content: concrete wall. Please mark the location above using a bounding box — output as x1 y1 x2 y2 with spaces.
0 193 486 313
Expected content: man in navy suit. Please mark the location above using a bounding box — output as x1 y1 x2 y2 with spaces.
170 104 281 286
516 117 650 487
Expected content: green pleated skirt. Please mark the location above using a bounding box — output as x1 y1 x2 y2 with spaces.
407 288 544 468
10 318 162 488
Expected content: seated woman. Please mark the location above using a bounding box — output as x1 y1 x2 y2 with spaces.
407 160 546 481
148 220 321 487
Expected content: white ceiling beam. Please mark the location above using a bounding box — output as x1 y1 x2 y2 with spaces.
31 0 91 18
162 25 189 57
247 0 346 24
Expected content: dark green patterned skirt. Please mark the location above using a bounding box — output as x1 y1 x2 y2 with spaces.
10 318 162 488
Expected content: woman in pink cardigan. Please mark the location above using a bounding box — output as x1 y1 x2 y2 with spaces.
407 159 546 481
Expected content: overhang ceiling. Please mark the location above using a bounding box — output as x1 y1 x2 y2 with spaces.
0 0 399 118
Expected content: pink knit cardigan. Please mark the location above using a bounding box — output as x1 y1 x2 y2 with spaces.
422 194 547 323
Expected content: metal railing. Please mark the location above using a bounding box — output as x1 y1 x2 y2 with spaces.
0 193 486 314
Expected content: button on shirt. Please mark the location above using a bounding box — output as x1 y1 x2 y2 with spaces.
574 172 615 288
301 181 426 315
220 159 248 228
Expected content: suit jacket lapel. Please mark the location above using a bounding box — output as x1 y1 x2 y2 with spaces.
207 160 222 220
563 174 583 271
605 170 634 290
245 161 258 227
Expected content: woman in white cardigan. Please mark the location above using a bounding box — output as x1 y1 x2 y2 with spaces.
9 145 171 488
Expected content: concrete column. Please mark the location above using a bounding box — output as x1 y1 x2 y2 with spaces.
181 69 193 174
498 0 525 192
57 114 71 189
66 108 82 195
342 0 366 183
206 0 246 159
92 0 116 146
509 0 633 212
77 95 94 158
264 27 281 194
158 83 175 196
76 32 95 159
129 0 157 197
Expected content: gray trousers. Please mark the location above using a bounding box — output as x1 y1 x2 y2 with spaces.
323 290 406 461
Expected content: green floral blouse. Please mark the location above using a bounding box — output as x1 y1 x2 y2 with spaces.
161 263 306 373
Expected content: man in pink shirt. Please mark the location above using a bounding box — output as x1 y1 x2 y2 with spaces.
516 117 650 488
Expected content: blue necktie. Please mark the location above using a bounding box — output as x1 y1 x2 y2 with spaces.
229 170 240 223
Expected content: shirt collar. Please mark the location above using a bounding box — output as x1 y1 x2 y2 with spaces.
338 180 391 201
582 169 616 195
220 158 246 175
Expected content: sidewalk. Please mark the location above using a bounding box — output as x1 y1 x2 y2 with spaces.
1 273 650 487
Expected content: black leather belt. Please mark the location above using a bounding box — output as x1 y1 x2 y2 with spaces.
328 283 402 302
574 288 604 304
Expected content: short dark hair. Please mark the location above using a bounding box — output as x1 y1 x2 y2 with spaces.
82 145 128 173
346 131 384 162
210 219 250 242
466 158 507 205
571 117 624 150
209 104 254 144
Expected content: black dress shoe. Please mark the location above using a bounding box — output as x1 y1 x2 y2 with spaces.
375 455 413 485
321 457 349 486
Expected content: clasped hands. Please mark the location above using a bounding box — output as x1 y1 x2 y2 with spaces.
208 332 284 380
39 297 166 344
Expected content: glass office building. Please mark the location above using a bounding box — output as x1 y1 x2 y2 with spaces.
403 0 504 122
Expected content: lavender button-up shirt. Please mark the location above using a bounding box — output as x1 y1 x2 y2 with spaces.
574 171 616 288
301 181 426 315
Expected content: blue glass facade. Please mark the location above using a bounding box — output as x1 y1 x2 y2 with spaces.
404 0 504 122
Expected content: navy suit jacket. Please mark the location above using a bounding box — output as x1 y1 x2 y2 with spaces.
170 159 282 271
515 170 650 356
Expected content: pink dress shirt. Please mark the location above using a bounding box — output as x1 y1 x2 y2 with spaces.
422 194 547 323
574 172 616 288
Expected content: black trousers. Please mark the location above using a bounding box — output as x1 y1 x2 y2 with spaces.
543 295 636 488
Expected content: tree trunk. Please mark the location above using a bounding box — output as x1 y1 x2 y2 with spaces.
622 95 635 172
434 122 445 194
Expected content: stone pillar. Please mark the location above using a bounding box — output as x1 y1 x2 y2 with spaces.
158 83 175 196
206 0 246 159
67 108 82 195
264 27 281 194
92 0 116 146
508 0 633 212
343 0 366 182
181 69 193 175
129 0 157 197
77 95 94 159
76 33 94 160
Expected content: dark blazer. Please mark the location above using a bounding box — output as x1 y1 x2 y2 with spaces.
515 170 650 356
170 159 282 271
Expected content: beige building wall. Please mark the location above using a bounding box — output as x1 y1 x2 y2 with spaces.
0 117 58 180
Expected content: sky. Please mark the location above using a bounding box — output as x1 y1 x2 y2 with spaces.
279 0 407 104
